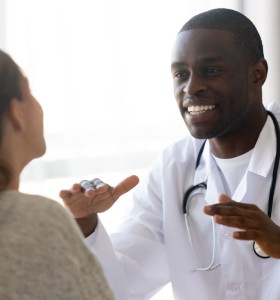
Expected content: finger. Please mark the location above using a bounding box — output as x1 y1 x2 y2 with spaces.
205 201 259 217
232 229 260 241
203 194 233 215
72 183 83 193
85 185 108 197
113 175 139 199
59 183 80 198
218 194 233 203
89 178 109 195
59 189 71 200
213 214 258 230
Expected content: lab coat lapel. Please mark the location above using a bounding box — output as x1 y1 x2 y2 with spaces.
233 115 276 204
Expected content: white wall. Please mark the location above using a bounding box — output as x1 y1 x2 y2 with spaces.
243 0 280 105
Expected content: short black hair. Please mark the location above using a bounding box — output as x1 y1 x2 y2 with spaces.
179 8 264 64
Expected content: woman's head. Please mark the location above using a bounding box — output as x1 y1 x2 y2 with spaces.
0 50 46 190
0 50 22 142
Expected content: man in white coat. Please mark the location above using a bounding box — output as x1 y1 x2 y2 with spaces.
60 8 280 300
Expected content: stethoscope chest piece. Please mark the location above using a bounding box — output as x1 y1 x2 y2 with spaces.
253 241 269 259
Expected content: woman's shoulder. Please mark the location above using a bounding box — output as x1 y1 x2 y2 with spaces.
0 190 82 239
0 191 113 300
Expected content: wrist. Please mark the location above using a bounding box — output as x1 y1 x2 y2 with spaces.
75 213 98 237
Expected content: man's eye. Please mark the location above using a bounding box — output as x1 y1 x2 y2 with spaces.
206 67 221 75
174 71 189 78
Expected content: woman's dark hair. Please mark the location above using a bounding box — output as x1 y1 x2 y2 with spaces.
0 49 23 190
179 8 264 65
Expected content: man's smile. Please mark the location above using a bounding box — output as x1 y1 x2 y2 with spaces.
187 105 216 116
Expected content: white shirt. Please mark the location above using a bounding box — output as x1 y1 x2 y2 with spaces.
86 102 280 300
213 149 253 196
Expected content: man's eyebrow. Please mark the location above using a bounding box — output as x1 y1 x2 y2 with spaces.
202 55 226 62
171 56 227 69
199 56 227 64
171 62 186 69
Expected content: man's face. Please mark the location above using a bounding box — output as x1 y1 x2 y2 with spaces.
171 29 252 140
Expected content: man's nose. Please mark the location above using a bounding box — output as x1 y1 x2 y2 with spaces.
183 73 206 96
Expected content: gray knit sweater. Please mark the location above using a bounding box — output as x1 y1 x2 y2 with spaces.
0 190 114 300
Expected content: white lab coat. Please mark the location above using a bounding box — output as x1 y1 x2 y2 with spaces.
86 102 280 300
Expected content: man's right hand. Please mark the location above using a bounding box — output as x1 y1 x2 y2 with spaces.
59 175 139 236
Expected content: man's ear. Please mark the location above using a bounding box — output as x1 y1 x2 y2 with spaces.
7 98 26 131
253 58 268 86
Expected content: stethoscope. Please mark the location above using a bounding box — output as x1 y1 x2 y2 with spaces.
182 110 280 271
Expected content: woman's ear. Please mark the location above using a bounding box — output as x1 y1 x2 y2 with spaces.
253 58 268 86
7 98 26 131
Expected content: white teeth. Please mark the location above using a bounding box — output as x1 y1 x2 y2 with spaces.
187 105 215 115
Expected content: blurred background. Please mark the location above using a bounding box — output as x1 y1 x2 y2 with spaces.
0 0 279 298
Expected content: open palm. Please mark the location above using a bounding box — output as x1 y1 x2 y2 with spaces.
59 175 139 219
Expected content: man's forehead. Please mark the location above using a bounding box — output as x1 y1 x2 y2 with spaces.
173 29 235 52
176 28 235 42
171 30 240 66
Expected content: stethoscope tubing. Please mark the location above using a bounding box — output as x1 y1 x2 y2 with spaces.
183 110 280 260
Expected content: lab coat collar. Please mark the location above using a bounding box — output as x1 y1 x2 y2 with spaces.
192 115 277 204
248 116 276 177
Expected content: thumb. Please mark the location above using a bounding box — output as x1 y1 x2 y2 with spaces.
218 194 233 203
114 175 139 199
